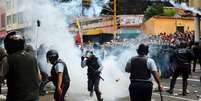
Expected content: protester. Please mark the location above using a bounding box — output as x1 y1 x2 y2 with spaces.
46 49 70 101
81 51 103 101
125 44 163 101
4 31 40 101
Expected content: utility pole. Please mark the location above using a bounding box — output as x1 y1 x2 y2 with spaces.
113 0 117 39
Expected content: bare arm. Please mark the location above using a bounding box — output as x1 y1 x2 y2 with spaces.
57 72 63 95
152 71 163 91
152 71 161 85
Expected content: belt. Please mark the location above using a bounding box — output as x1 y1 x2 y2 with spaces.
130 79 152 83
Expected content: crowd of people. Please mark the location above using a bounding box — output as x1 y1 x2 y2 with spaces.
147 31 195 47
0 30 201 101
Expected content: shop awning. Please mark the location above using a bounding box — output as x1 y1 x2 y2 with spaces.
82 28 103 35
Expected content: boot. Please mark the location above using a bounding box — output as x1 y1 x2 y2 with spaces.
167 76 177 94
166 89 173 94
89 91 93 97
183 80 188 96
95 90 103 101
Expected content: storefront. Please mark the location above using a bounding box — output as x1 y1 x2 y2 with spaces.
118 29 140 39
82 28 113 44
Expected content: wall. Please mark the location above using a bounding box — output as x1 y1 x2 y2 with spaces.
143 16 200 35
143 17 155 35
0 0 6 38
189 0 201 9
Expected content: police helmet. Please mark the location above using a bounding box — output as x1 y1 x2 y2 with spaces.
46 49 59 63
85 51 93 58
4 31 25 54
137 44 149 55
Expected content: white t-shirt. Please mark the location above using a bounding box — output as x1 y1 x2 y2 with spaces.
147 58 158 72
54 63 64 73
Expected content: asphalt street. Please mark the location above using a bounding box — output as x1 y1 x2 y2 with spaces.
0 66 201 101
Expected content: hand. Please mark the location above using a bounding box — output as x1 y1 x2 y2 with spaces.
57 87 62 96
81 56 85 61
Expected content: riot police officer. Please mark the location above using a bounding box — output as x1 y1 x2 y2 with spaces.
192 42 201 72
167 42 194 96
81 51 103 101
4 31 40 101
125 44 162 101
46 49 70 101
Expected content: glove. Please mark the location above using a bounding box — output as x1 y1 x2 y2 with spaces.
81 56 85 61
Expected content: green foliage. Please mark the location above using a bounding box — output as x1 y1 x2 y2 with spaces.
144 3 164 21
163 8 176 16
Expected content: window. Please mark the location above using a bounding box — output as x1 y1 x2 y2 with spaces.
13 14 17 24
6 0 12 10
18 12 24 24
7 15 12 25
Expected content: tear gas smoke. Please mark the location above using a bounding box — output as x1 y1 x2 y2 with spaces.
19 0 131 100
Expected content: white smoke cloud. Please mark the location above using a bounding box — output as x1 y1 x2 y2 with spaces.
18 0 131 100
169 0 201 15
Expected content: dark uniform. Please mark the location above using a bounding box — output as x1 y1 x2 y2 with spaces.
192 42 201 72
4 32 40 101
167 44 194 95
81 51 103 101
6 51 40 101
51 59 70 101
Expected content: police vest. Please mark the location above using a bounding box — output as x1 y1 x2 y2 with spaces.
130 56 151 81
86 56 100 74
51 59 70 87
175 48 193 64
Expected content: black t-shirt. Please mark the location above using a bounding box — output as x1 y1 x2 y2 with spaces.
6 50 39 101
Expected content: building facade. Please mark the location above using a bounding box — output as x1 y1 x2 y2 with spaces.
6 0 27 32
189 0 201 9
143 16 201 35
0 0 6 40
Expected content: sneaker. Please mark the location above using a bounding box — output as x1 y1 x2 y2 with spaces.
90 91 93 97
166 89 173 94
